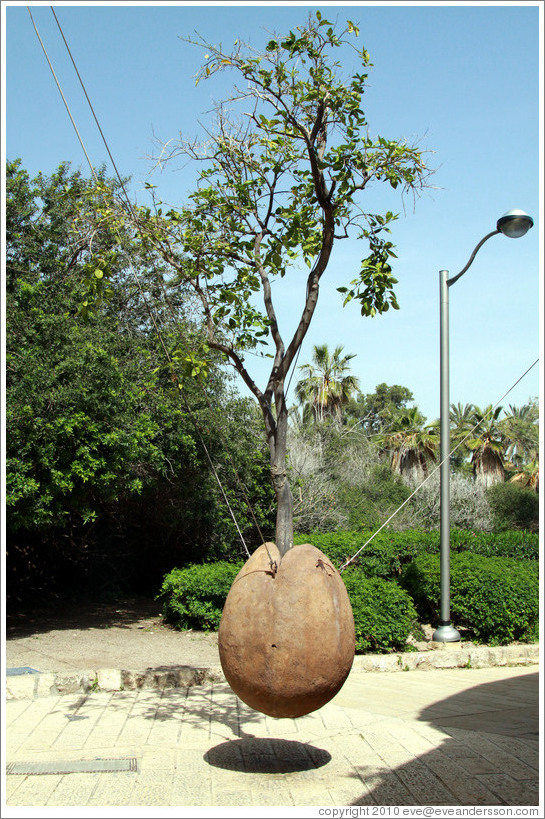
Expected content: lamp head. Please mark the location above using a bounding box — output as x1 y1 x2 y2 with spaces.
497 209 534 238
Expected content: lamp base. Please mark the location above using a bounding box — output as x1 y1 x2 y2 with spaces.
432 622 461 642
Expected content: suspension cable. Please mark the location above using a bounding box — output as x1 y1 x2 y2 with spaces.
338 358 539 571
28 6 255 560
51 5 282 569
48 6 274 563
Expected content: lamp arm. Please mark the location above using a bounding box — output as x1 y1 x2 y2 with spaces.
446 229 500 287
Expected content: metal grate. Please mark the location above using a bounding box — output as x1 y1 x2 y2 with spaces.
6 758 138 775
6 667 39 676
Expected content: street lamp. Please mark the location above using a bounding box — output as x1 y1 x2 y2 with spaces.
432 209 534 643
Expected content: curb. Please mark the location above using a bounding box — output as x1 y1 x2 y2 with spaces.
6 644 539 700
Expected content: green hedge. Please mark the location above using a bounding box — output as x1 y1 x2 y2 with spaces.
342 572 418 654
294 529 538 579
157 561 242 631
401 552 539 645
157 558 418 653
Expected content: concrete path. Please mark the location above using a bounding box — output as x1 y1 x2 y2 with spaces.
4 665 540 810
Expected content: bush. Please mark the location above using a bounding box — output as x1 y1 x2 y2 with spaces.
157 555 418 653
294 530 428 577
157 561 242 630
401 552 539 645
449 529 538 561
294 529 539 578
487 482 539 532
405 472 493 531
337 463 412 531
342 571 418 653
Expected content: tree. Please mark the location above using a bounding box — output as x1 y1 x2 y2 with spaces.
380 406 438 485
466 405 505 489
5 160 275 598
447 402 476 472
294 343 359 423
345 382 415 434
500 401 539 469
113 13 433 556
5 160 193 530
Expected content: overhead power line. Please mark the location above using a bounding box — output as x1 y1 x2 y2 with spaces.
27 7 539 572
27 5 269 562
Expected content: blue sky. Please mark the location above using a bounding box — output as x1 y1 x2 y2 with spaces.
3 1 542 422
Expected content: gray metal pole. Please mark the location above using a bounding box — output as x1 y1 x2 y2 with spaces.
433 270 461 642
430 219 532 642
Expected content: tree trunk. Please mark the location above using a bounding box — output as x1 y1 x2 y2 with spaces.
263 385 294 559
473 446 505 489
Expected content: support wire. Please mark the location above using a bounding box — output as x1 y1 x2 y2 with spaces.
338 358 539 571
28 5 257 560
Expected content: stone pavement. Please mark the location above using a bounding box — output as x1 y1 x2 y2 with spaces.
5 642 540 699
3 665 540 810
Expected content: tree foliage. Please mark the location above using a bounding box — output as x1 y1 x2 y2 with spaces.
5 159 274 601
345 383 416 434
118 13 434 555
295 344 360 423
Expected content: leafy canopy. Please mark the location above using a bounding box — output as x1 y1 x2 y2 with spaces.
133 12 433 394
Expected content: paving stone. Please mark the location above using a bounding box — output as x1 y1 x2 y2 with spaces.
85 773 137 806
6 675 37 700
442 727 538 780
5 666 539 808
44 772 100 806
395 759 458 805
6 773 65 806
355 770 416 805
484 734 540 768
476 773 539 805
422 748 503 804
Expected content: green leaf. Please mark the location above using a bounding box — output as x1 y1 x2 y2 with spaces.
347 20 359 37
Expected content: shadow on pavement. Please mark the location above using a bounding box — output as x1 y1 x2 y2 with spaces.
349 672 539 806
205 737 331 773
419 671 539 738
5 595 164 638
123 683 265 738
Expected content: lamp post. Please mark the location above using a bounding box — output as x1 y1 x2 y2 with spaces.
432 209 534 643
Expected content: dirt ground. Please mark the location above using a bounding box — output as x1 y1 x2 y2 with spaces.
5 595 221 673
4 595 499 675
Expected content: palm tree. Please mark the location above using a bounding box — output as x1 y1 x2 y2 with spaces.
446 402 476 470
295 344 360 424
500 402 539 493
380 406 438 485
509 457 539 493
500 402 539 468
465 405 505 489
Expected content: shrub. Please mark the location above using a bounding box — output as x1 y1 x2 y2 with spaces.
341 571 418 653
487 482 539 533
450 529 538 561
401 552 539 645
157 555 418 653
157 561 242 630
294 529 539 578
294 529 429 577
337 463 412 531
405 472 493 531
